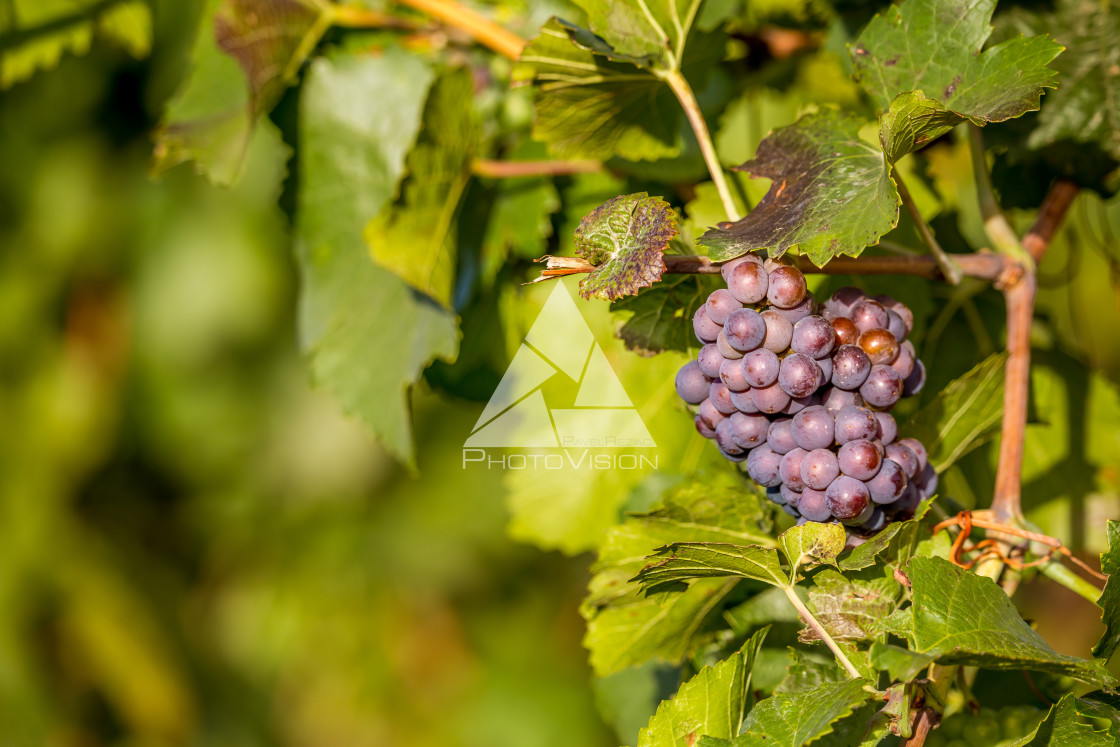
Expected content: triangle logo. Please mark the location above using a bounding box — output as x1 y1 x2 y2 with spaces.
465 283 656 449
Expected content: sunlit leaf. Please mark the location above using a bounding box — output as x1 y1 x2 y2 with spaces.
574 193 677 301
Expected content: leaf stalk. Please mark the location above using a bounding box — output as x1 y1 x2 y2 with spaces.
782 586 862 679
893 170 962 284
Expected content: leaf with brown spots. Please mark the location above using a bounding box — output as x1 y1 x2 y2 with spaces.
573 193 677 301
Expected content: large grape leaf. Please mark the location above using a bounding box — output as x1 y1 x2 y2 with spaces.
1093 520 1120 660
611 275 722 355
634 543 788 593
636 628 768 747
906 557 1117 687
154 0 330 185
852 0 1061 121
905 351 1008 473
697 109 900 266
366 69 478 307
723 679 874 747
1012 693 1120 747
296 50 458 468
0 0 151 89
573 193 677 301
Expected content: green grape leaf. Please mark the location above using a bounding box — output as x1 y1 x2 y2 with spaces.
905 351 1008 473
366 68 478 307
869 642 935 683
573 193 677 301
907 557 1118 688
730 679 874 747
773 649 848 694
879 90 966 164
802 570 898 643
0 0 151 89
778 521 847 576
851 0 1061 122
611 275 722 355
296 50 457 468
1012 693 1120 747
1092 520 1120 660
633 543 788 594
697 109 900 266
839 499 933 571
154 0 329 185
572 0 702 70
636 627 769 747
1024 0 1120 161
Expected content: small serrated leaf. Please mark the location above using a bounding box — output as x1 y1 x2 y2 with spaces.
869 642 935 683
634 543 788 594
1092 520 1120 660
879 91 966 163
778 521 847 576
731 679 874 747
574 193 677 301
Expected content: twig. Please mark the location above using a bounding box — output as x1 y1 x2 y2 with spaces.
471 158 601 178
663 70 742 223
783 587 863 679
346 0 526 59
904 707 938 746
331 5 425 30
1023 179 1080 262
894 170 963 284
968 125 1028 261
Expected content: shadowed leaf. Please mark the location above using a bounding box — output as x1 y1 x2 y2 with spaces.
611 275 723 355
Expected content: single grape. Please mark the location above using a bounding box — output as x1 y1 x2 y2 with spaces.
915 462 938 498
858 328 900 365
675 361 710 404
792 315 838 359
773 296 814 324
792 405 835 450
885 309 908 340
825 286 866 317
859 364 903 408
741 348 780 388
830 316 860 346
902 359 926 396
874 411 898 445
841 500 875 527
815 356 833 387
831 345 872 390
767 418 797 454
719 255 762 285
822 387 863 413
717 330 745 359
837 438 883 480
697 343 724 378
874 294 914 336
780 483 802 507
897 437 928 472
890 340 916 379
801 448 840 491
706 288 741 325
724 308 767 352
694 415 716 439
825 475 871 520
760 310 794 353
725 260 769 304
750 381 791 414
720 356 751 391
709 381 738 414
730 388 759 414
779 447 809 491
765 484 785 505
798 487 833 522
781 394 815 415
698 398 727 430
766 265 807 308
834 405 878 444
720 448 748 463
781 503 801 517
894 483 921 512
693 305 721 343
885 442 920 478
850 298 890 333
779 353 822 398
746 443 783 487
715 418 745 455
863 508 888 532
728 412 770 449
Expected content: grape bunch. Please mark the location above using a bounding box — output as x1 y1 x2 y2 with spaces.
674 255 937 532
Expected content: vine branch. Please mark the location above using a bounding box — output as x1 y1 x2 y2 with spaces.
337 0 526 59
471 158 602 178
1023 179 1080 262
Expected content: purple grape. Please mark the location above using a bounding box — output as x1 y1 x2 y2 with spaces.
750 381 791 414
860 364 904 408
825 287 866 317
746 443 783 487
697 343 723 378
710 381 738 414
724 308 767 352
897 438 928 472
720 255 762 285
778 353 821 398
773 296 814 324
815 356 833 388
741 348 780 388
792 405 835 450
792 315 838 359
886 442 920 478
841 499 875 527
766 484 785 504
728 412 769 449
767 418 796 454
760 310 793 353
730 388 759 414
693 305 721 343
706 289 741 325
867 459 907 504
720 356 751 392
781 394 815 415
782 503 801 517
859 328 900 365
837 439 883 480
831 345 871 390
830 316 861 346
890 340 916 379
780 447 809 491
695 415 716 439
850 299 890 333
834 405 878 444
675 361 710 404
802 448 840 491
698 398 727 430
874 294 914 336
720 448 749 463
780 483 802 507
822 387 863 414
766 265 807 308
902 360 926 396
863 508 888 532
798 488 832 522
874 411 898 445
825 475 871 520
915 462 938 497
725 261 769 304
885 309 908 340
717 330 744 360
895 483 921 513
715 418 746 455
